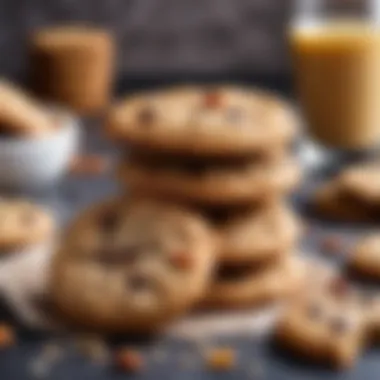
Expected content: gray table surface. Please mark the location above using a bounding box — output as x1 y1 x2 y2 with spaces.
1 109 380 380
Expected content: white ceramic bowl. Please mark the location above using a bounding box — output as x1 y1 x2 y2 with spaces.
0 112 80 191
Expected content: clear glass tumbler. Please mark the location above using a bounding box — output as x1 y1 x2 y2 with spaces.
289 0 380 171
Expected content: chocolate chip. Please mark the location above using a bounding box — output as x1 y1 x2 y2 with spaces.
330 317 349 334
329 277 351 299
99 211 118 233
137 107 155 126
169 251 193 271
306 303 323 320
128 274 150 292
98 245 141 265
203 91 223 109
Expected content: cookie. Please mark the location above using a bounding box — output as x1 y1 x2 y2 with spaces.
119 155 301 207
107 85 298 157
0 198 54 252
274 260 380 370
51 198 217 333
0 81 54 137
347 235 380 280
339 162 380 206
30 26 114 115
313 181 374 222
198 256 305 310
209 203 300 265
275 281 367 369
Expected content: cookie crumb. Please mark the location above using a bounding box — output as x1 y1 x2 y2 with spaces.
114 348 143 372
205 347 236 371
74 334 109 363
321 235 343 255
29 342 64 379
69 154 110 176
0 324 15 348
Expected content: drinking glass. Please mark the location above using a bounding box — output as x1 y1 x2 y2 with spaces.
289 0 380 172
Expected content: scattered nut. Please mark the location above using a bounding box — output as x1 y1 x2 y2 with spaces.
69 154 110 176
205 347 236 371
29 341 64 379
114 348 143 372
0 324 15 348
203 91 223 109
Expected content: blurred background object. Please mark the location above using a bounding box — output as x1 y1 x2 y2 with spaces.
29 26 115 115
290 0 380 173
1 0 292 83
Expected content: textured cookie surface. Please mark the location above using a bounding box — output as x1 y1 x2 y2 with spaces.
275 265 380 369
0 198 54 251
51 198 217 333
276 282 366 369
107 85 298 157
313 181 374 222
210 203 300 264
348 235 380 280
198 256 305 310
119 155 301 207
339 162 380 206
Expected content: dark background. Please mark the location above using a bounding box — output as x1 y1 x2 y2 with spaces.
1 0 293 82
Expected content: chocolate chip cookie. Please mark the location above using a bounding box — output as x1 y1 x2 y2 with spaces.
275 272 379 369
107 85 299 157
51 198 217 333
119 155 301 207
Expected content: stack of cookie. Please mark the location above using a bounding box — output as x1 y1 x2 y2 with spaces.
107 85 303 311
